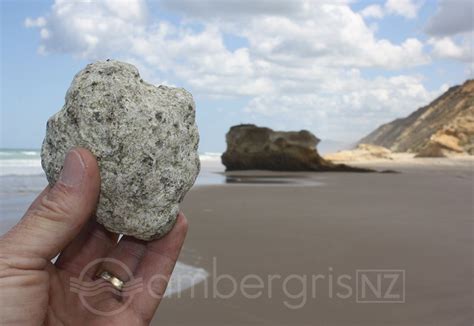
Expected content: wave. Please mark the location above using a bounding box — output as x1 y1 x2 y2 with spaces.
165 261 209 297
0 159 43 176
199 152 222 162
21 151 40 156
0 153 222 176
0 150 41 161
0 159 41 167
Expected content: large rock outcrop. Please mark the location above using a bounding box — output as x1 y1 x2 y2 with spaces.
221 124 371 172
358 79 474 155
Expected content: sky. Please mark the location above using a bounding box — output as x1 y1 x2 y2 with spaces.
1 0 473 152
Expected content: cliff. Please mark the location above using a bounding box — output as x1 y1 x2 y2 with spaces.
358 80 474 156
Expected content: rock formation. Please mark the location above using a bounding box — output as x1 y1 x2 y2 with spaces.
358 80 474 156
221 124 371 172
324 144 393 162
41 60 200 240
416 133 465 157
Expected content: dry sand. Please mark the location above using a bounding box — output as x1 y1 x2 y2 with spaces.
152 157 473 325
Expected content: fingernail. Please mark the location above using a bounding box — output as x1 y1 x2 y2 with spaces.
59 150 85 186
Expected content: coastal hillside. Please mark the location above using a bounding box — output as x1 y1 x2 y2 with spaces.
358 79 474 154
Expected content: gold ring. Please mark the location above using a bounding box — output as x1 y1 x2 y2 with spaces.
97 270 125 291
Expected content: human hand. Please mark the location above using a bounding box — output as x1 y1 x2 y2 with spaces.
0 148 188 325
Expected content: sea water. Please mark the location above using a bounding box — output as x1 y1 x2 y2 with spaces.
0 148 216 296
0 148 225 228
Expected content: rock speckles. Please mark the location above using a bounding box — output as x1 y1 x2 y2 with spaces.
41 60 200 240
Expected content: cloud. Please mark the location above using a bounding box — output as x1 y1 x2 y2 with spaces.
428 36 473 62
244 73 443 140
24 16 47 27
25 0 430 74
221 5 429 70
385 0 421 19
25 0 439 142
360 0 422 20
360 5 384 19
161 0 306 18
423 0 473 66
425 0 473 36
25 0 148 58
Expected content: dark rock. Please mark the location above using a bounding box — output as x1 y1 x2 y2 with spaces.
221 124 373 172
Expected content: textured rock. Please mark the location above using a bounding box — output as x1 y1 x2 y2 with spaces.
358 79 474 154
221 124 372 172
416 133 465 158
41 60 200 240
324 144 393 162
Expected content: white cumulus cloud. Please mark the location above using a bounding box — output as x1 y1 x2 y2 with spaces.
428 36 473 62
244 73 443 140
361 0 422 20
24 0 445 142
385 0 421 19
360 4 384 19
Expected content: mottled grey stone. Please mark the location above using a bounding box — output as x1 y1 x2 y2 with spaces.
41 60 200 240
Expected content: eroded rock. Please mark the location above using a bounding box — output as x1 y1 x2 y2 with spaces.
221 124 372 172
41 60 200 240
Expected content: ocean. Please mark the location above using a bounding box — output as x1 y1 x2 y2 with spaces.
0 148 224 191
0 148 218 297
0 148 224 229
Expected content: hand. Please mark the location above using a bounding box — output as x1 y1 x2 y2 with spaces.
0 148 188 325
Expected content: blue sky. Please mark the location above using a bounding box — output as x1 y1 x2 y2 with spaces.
1 0 472 152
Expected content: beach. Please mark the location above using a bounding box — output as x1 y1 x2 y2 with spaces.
153 157 473 325
1 151 473 325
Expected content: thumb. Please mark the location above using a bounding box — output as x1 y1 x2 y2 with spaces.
1 148 101 259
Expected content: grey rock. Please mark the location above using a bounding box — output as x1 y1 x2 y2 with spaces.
41 60 200 240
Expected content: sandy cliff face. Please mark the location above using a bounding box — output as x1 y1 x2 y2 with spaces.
358 80 474 155
324 144 393 162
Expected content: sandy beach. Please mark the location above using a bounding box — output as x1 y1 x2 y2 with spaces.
1 157 472 325
152 157 473 325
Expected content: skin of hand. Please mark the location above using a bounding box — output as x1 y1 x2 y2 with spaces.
0 148 188 325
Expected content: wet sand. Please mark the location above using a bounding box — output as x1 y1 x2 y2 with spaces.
1 158 472 325
153 158 473 325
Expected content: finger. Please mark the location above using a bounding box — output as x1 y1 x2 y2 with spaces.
97 236 147 283
1 148 100 260
55 219 119 278
132 212 188 323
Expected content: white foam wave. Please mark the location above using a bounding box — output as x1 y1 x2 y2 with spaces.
164 261 209 297
0 159 43 176
21 151 40 156
199 152 222 162
0 153 222 176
